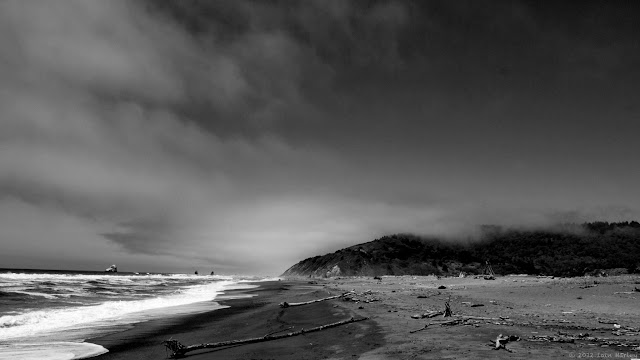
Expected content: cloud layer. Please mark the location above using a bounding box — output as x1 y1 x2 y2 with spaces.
1 1 638 274
0 0 430 273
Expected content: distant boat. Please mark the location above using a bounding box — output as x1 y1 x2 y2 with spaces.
105 264 118 273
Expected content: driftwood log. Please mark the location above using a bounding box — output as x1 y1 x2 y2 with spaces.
492 334 519 352
279 292 351 308
410 315 511 334
493 334 512 352
409 324 431 333
409 318 466 333
463 315 510 321
162 317 369 358
411 311 443 319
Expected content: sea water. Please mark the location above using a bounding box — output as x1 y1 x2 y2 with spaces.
0 269 275 360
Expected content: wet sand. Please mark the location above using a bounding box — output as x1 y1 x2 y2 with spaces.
91 280 382 360
91 275 640 359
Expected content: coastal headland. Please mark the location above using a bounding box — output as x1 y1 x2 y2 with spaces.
92 274 640 359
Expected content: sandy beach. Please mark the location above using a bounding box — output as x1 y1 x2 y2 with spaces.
92 280 382 360
92 275 640 359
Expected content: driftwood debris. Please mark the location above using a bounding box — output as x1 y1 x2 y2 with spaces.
437 318 464 326
409 318 464 333
410 314 514 334
483 260 496 280
443 297 453 317
279 292 351 308
411 311 443 319
162 317 369 358
410 324 431 333
493 334 520 352
529 334 575 343
465 315 510 321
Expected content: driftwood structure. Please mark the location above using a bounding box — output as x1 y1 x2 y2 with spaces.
443 297 453 317
483 260 495 280
162 317 369 358
279 292 352 308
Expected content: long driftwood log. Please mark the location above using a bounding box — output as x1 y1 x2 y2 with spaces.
279 292 351 308
409 318 463 333
462 315 510 321
409 315 511 334
162 317 369 358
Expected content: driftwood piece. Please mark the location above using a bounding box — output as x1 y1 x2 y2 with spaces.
535 331 639 348
411 311 443 319
410 313 517 334
410 324 431 333
409 318 463 333
279 292 351 308
263 326 294 337
443 296 453 317
462 315 510 321
494 334 511 352
410 314 511 333
528 335 574 343
492 334 520 352
437 318 464 326
162 317 369 358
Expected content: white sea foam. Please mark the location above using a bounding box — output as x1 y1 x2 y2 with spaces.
0 272 196 282
0 280 236 340
9 290 58 299
239 276 282 282
0 342 108 360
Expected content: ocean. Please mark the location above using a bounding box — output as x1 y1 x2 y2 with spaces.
0 268 276 360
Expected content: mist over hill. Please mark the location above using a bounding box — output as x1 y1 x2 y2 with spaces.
282 222 640 278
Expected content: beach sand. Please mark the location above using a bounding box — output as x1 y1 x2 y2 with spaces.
92 280 382 360
92 275 640 359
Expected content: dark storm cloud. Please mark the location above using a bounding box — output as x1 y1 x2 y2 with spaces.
1 0 639 274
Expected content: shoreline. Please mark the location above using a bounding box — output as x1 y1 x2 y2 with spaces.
89 275 640 359
91 280 280 359
91 279 383 359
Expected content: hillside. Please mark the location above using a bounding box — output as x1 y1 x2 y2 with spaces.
281 222 640 278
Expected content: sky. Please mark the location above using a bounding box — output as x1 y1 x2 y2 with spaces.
1 1 639 275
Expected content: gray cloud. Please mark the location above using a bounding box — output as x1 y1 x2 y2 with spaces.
1 0 639 274
0 0 430 273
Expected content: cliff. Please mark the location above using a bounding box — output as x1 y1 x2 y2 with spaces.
282 222 640 278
